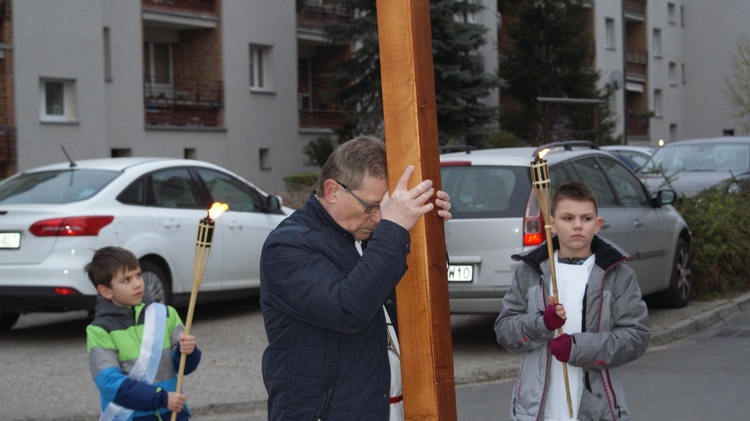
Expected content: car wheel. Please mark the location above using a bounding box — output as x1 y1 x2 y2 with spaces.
657 238 691 308
0 311 21 332
140 260 172 305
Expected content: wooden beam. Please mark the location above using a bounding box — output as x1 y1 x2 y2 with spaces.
376 1 457 419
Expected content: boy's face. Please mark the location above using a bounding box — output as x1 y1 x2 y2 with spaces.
551 198 602 258
96 266 144 308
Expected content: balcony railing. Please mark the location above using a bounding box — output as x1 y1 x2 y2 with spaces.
142 0 215 14
626 114 650 137
144 77 224 127
624 0 647 15
296 0 352 31
299 109 346 130
625 49 649 76
0 125 17 178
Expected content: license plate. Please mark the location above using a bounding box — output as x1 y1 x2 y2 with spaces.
448 265 473 282
0 232 21 249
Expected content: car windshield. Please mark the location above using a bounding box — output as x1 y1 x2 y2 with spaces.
440 165 530 219
641 143 750 175
0 169 120 204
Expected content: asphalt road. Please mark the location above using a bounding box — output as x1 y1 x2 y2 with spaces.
1 292 749 420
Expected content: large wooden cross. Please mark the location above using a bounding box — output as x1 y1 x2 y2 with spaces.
376 1 457 419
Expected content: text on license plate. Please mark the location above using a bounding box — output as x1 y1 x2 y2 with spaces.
0 232 21 249
448 265 473 282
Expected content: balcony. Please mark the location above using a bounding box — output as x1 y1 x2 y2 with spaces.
299 108 346 130
296 0 351 32
624 0 646 15
142 0 216 14
0 125 16 177
144 77 224 127
625 49 649 77
626 114 650 137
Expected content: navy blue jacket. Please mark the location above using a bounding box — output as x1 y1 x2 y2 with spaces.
260 193 410 420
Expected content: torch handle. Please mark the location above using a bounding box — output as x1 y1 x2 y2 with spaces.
172 226 213 421
544 224 573 418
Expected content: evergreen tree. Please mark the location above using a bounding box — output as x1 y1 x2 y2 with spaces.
498 0 615 145
322 0 501 145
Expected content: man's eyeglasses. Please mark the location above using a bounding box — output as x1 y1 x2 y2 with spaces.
335 180 381 214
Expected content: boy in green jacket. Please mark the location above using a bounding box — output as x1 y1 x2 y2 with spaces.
85 246 201 420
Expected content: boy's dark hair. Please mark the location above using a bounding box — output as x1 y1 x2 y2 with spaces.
551 181 599 216
85 246 140 288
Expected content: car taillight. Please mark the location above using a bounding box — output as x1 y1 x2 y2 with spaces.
29 216 114 237
523 193 546 247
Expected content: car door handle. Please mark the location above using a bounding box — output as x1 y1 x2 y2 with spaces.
633 220 644 228
162 219 181 229
226 220 243 230
601 222 610 230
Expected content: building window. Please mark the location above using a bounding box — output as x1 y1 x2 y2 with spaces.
184 148 196 159
144 42 172 85
654 89 663 117
667 3 676 24
259 148 271 170
605 18 616 49
39 79 77 123
104 27 113 82
250 44 273 91
653 28 662 57
668 62 677 86
681 63 686 84
669 124 677 142
112 148 132 157
680 6 685 27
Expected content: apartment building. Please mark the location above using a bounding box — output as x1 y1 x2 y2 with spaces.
586 0 748 145
0 0 745 184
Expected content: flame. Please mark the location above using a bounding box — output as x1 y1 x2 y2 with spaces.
208 202 229 220
538 148 550 160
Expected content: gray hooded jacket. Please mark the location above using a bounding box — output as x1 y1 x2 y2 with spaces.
494 236 651 420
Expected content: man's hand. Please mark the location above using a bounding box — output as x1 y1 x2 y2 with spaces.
380 165 439 231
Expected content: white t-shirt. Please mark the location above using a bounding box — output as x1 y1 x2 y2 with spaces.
544 252 595 421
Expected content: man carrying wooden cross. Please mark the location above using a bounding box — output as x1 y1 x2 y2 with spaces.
259 136 452 420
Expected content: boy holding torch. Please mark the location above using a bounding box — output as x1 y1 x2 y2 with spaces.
85 246 201 420
494 181 650 420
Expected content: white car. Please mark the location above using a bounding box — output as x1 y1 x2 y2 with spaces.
0 157 291 331
600 145 654 171
441 141 691 314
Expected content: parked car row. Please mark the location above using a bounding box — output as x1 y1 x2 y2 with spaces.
6 137 719 331
0 157 291 331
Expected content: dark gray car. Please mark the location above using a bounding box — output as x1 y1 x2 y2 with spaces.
441 142 692 313
638 137 750 197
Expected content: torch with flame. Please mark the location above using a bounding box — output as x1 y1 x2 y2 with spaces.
172 202 228 421
530 149 573 418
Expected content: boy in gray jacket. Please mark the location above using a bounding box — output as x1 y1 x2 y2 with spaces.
495 181 650 420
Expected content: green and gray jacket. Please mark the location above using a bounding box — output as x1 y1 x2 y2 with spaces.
86 296 201 420
494 236 651 421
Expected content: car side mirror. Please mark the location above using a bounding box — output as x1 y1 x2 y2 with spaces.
265 194 282 212
656 189 677 205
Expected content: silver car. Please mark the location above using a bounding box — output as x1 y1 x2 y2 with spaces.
638 137 750 197
0 157 291 331
441 142 692 313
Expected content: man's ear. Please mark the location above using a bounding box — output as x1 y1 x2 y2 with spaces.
321 179 341 204
97 284 113 300
594 216 603 233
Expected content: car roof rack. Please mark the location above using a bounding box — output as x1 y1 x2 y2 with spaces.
532 140 598 157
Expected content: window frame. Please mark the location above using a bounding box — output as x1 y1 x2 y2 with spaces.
39 78 78 123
